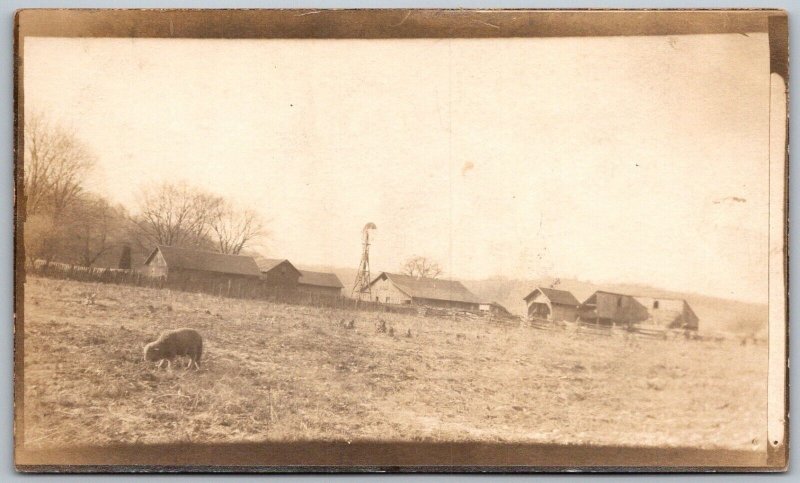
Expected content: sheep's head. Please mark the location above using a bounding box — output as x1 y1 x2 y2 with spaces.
143 342 162 362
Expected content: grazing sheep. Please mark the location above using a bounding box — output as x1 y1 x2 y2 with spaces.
143 328 203 370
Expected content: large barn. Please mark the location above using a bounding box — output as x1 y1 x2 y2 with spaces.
142 245 262 282
255 258 302 289
297 270 344 297
578 290 699 330
366 272 482 311
523 287 580 322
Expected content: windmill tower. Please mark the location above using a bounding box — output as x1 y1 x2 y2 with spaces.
351 222 377 300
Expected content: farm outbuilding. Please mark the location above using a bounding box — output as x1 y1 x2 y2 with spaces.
577 291 651 327
142 245 262 283
297 270 344 297
633 296 699 330
523 287 580 322
255 257 302 289
577 290 700 330
366 272 482 311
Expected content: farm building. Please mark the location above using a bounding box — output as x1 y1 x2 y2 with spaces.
297 270 344 297
633 296 699 330
523 287 580 322
142 245 261 282
577 290 700 330
255 257 302 289
366 272 482 311
577 291 651 327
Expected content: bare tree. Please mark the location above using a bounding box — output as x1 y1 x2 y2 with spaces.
64 195 126 267
400 255 443 279
131 182 223 249
209 204 265 255
23 112 95 217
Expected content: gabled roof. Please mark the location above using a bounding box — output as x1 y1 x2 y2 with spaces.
298 270 344 289
580 290 639 305
144 245 261 277
367 272 481 304
586 291 696 316
254 257 301 276
523 287 580 306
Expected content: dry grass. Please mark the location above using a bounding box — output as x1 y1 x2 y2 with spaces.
21 276 767 450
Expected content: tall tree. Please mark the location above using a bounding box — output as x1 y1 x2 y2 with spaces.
131 182 223 250
209 205 265 255
62 194 126 267
400 255 443 279
23 112 95 217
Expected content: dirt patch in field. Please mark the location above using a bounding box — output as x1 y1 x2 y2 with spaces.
20 277 767 450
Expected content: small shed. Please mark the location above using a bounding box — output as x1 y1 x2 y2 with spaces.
523 287 580 322
255 257 301 289
577 291 650 327
366 272 482 311
142 245 261 282
298 270 344 297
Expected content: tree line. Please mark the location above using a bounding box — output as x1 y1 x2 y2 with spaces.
22 112 266 269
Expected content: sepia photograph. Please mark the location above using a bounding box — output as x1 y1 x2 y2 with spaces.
13 9 788 472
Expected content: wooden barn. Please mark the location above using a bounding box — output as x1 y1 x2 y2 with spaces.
142 245 261 282
633 296 699 330
366 272 482 311
255 257 302 289
578 290 700 330
523 287 580 322
297 270 344 297
577 291 651 327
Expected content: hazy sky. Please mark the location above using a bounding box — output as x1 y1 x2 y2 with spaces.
24 34 771 303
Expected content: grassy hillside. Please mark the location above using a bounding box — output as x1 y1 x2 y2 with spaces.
22 276 766 451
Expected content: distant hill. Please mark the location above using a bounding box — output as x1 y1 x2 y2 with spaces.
299 264 767 337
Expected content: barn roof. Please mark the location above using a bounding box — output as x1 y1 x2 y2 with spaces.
588 291 695 314
523 287 580 306
254 257 301 276
368 272 482 304
581 290 640 305
145 245 261 277
298 270 344 289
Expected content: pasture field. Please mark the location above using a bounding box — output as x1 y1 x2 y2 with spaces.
20 276 767 451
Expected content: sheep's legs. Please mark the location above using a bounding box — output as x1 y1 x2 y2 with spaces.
157 359 165 369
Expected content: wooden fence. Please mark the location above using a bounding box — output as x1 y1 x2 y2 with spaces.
24 260 418 315
524 316 708 341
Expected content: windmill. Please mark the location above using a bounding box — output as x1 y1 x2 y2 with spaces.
351 222 377 300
